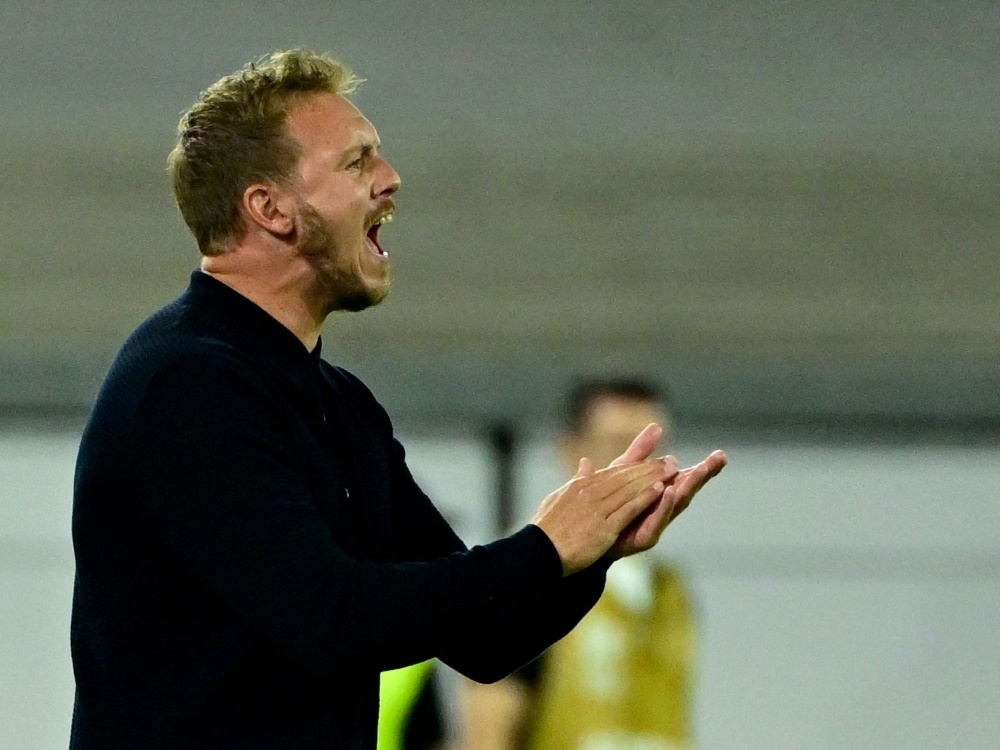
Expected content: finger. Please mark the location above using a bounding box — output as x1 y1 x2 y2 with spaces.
586 458 674 505
607 479 667 530
628 492 675 549
574 456 595 478
663 484 689 523
601 461 682 526
704 450 729 472
666 450 728 519
609 423 662 467
686 450 727 490
665 451 727 494
658 454 680 477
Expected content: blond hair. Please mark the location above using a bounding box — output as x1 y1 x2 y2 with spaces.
167 49 361 255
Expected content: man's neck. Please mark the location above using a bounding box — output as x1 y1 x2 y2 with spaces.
200 259 324 352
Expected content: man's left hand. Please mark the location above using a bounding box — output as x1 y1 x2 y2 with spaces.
594 423 728 559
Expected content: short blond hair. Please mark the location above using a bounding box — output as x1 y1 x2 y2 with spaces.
167 49 361 255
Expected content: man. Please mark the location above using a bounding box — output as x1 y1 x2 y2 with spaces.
69 50 727 750
461 380 698 750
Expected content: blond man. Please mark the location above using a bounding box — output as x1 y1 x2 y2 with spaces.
70 51 726 750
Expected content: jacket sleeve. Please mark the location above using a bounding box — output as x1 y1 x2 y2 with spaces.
129 350 605 682
383 436 610 682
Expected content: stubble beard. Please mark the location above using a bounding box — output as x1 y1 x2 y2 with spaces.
297 201 389 315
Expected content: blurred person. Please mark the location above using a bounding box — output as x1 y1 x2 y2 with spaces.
378 660 445 750
69 50 727 750
376 499 458 750
461 379 697 750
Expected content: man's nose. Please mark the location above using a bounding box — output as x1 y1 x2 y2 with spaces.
373 157 401 197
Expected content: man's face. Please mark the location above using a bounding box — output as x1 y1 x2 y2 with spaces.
284 93 400 313
562 395 671 472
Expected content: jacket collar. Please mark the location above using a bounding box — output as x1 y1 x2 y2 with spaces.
183 270 324 394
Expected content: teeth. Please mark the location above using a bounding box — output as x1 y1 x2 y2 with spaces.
378 214 393 225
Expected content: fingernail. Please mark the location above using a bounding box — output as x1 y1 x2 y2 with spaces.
653 481 665 493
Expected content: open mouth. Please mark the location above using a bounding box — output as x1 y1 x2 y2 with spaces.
366 213 392 258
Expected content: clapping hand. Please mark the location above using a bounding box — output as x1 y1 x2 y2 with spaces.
595 423 727 559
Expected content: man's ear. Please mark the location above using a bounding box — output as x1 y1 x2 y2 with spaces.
242 182 295 238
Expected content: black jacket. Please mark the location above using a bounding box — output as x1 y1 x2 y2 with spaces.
70 271 608 750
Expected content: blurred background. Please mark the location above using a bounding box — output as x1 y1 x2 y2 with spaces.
1 1 997 748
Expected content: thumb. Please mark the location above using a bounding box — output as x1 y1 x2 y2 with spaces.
575 456 594 477
609 422 662 467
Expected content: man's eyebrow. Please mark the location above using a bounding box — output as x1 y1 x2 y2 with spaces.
344 140 381 159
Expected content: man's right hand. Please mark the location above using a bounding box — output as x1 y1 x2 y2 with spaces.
530 457 678 576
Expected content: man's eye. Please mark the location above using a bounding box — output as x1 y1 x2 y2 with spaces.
347 158 363 170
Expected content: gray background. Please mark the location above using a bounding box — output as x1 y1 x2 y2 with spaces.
2 3 999 749
2 0 997 431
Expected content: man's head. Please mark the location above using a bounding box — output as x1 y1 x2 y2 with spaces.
560 378 671 471
169 49 400 313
